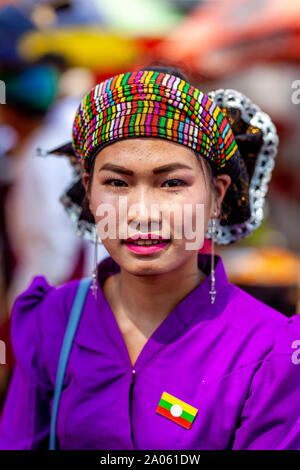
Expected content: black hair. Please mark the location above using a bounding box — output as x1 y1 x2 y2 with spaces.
139 64 189 82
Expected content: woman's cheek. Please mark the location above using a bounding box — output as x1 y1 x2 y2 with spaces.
180 193 209 248
92 191 127 243
91 191 117 220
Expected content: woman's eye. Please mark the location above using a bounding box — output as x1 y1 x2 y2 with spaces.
102 178 187 188
162 179 187 187
103 179 127 187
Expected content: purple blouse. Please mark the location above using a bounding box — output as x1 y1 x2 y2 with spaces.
1 253 300 450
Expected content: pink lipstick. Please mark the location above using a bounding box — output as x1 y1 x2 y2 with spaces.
122 234 170 255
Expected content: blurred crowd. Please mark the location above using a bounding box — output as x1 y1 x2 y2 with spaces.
0 0 300 415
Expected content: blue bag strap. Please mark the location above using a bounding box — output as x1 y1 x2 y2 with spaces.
49 277 92 450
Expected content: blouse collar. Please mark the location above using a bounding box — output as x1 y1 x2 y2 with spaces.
96 252 231 325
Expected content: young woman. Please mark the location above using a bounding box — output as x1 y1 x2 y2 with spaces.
0 66 300 450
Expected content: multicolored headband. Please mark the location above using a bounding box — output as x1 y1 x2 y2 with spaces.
72 70 242 184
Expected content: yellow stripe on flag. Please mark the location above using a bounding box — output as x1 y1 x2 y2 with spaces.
162 392 198 416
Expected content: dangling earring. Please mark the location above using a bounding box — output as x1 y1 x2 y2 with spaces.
91 229 98 299
209 212 217 304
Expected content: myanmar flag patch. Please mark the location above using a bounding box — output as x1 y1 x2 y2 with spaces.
156 391 198 430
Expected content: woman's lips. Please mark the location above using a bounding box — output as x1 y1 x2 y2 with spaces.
122 240 170 254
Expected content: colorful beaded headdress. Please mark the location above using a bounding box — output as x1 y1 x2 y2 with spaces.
38 68 279 245
72 70 241 182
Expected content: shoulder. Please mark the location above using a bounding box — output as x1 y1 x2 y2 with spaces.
10 275 83 376
11 275 82 331
226 283 300 357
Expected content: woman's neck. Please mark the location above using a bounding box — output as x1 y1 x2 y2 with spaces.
103 255 207 334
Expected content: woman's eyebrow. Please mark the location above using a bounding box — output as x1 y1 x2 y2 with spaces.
99 164 133 175
99 163 193 175
153 163 193 174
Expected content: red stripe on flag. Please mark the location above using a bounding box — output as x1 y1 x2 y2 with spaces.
156 405 193 430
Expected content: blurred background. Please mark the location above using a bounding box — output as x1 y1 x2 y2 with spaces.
0 0 299 414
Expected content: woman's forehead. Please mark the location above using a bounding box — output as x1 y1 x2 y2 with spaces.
94 137 200 171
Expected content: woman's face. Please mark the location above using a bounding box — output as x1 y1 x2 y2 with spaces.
82 137 231 277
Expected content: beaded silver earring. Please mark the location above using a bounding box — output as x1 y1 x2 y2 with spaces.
91 229 99 299
209 212 218 304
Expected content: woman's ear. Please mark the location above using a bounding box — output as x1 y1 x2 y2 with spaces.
82 172 90 193
211 174 231 217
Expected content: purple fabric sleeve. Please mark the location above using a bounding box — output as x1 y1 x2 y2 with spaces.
232 315 300 450
0 276 55 450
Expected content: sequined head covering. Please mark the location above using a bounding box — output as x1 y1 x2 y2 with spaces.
39 68 279 245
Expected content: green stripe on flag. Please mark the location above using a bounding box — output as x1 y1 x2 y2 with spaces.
158 398 195 423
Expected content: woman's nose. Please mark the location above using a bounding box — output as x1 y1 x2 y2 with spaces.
127 187 161 231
